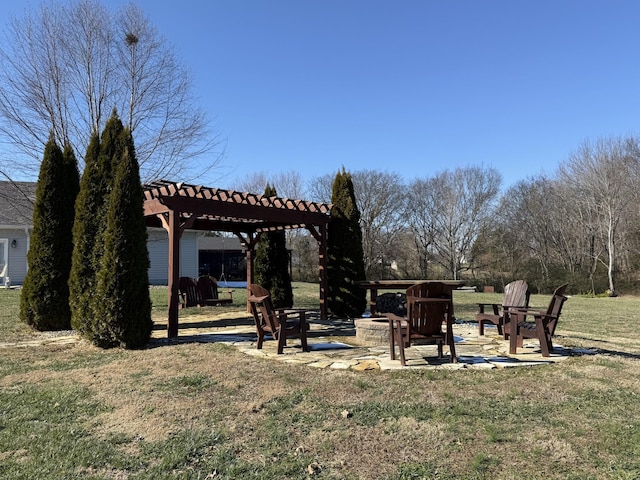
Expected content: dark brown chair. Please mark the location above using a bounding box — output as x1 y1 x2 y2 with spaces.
508 283 569 357
248 284 309 354
178 276 200 308
197 275 233 306
385 282 457 366
179 276 233 308
477 280 530 337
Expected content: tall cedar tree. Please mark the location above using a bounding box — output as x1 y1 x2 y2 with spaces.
93 128 152 348
69 111 124 335
327 168 367 318
255 184 294 308
20 134 79 330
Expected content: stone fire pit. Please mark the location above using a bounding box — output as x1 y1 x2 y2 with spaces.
354 317 391 345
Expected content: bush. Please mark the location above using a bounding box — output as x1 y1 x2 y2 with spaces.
255 184 293 308
20 135 79 330
327 168 366 318
92 128 152 348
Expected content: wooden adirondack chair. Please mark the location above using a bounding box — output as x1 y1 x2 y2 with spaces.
197 275 233 305
179 276 233 308
508 283 569 357
476 280 530 337
385 282 457 366
248 284 309 354
178 276 201 308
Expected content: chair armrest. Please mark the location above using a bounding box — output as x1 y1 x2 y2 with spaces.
384 313 407 331
274 308 313 323
507 307 557 321
274 307 313 314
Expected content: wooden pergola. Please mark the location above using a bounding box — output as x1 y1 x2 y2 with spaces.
143 180 332 338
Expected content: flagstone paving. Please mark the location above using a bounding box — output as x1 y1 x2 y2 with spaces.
3 312 595 370
148 313 596 371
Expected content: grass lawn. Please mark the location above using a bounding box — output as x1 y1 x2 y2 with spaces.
1 283 640 479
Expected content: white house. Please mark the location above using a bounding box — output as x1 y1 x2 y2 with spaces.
0 181 208 286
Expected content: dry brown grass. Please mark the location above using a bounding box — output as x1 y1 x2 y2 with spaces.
2 286 640 478
2 332 640 479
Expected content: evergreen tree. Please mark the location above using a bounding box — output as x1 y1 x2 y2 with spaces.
93 128 152 348
255 185 294 308
69 111 124 336
327 168 367 318
69 131 101 333
20 133 79 330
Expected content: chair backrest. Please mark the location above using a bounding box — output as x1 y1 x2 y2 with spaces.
197 275 220 301
544 283 569 336
178 276 200 307
248 283 280 332
405 282 450 337
503 280 530 309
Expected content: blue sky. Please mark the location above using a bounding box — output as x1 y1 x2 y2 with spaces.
2 1 640 190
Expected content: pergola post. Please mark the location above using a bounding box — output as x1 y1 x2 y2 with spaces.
236 232 258 313
308 224 328 320
318 224 328 319
166 210 181 338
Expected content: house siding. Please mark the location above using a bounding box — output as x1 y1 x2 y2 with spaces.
1 182 203 287
1 226 200 286
0 227 30 285
146 228 199 285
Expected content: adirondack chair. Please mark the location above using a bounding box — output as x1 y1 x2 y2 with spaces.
197 275 233 305
178 276 201 308
508 283 569 357
476 280 530 337
178 276 232 308
385 282 457 366
248 284 310 354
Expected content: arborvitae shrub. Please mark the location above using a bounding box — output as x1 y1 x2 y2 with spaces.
69 111 124 337
69 132 101 333
327 168 367 318
255 184 294 308
20 134 79 330
93 128 152 348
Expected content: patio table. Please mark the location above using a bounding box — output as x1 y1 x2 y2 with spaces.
357 280 464 316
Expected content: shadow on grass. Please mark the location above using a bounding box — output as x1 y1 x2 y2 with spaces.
148 311 358 349
559 333 640 360
152 316 256 331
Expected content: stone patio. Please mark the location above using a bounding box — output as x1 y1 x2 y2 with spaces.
149 313 593 371
5 312 593 370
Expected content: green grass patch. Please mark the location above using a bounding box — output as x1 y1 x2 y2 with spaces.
157 373 218 394
0 383 129 479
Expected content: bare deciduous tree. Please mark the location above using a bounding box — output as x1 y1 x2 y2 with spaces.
559 136 640 295
493 176 571 291
0 0 224 182
232 170 306 199
408 166 501 280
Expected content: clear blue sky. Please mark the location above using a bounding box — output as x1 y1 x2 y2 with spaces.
2 1 640 190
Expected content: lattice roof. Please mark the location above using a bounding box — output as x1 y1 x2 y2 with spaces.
143 179 331 233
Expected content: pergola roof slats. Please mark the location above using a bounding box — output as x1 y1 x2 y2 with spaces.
143 179 331 233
